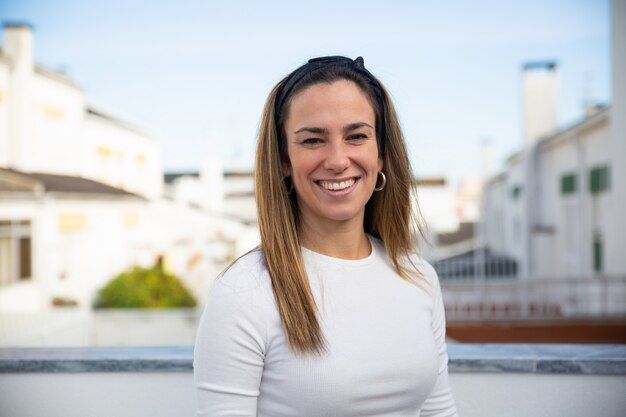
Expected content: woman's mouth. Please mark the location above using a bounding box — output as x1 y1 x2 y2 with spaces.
317 178 357 191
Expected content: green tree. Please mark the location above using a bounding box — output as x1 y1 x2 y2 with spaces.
95 265 197 308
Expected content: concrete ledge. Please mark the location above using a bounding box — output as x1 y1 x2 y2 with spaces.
1 344 625 374
447 344 626 374
0 346 192 373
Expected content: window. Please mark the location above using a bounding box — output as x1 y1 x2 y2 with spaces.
0 220 32 286
511 185 522 200
589 165 610 194
560 173 577 195
593 236 603 273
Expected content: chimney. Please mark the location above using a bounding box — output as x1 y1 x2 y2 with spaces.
2 22 34 169
3 22 34 72
522 61 557 147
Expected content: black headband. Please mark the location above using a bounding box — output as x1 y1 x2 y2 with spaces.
274 56 385 126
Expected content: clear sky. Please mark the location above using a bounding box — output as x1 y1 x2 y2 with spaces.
0 0 611 184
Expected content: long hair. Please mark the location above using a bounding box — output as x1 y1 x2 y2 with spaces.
255 59 427 355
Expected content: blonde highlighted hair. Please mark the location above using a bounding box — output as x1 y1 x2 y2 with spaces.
254 59 426 355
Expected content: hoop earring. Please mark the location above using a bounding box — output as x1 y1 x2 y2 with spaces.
284 177 294 194
374 171 386 192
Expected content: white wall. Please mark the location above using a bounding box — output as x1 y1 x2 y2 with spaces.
536 116 612 278
0 308 200 348
0 372 195 417
0 61 10 166
0 370 623 417
0 191 259 313
415 185 459 234
482 109 624 280
0 195 149 311
607 0 626 275
483 157 526 264
28 72 85 175
82 113 162 199
222 173 257 223
452 372 625 417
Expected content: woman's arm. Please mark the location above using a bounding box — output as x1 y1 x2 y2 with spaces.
194 269 266 417
420 263 459 417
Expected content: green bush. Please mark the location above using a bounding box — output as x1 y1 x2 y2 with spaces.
95 265 197 308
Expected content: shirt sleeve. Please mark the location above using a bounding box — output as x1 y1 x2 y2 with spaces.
420 262 459 417
193 269 267 417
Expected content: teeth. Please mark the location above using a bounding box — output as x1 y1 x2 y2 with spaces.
321 178 355 191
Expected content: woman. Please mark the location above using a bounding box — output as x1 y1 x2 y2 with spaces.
194 56 458 416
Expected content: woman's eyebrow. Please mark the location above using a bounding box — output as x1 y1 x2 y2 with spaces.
293 123 373 135
293 127 329 134
344 122 374 132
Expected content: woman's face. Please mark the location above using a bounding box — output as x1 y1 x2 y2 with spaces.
283 79 383 230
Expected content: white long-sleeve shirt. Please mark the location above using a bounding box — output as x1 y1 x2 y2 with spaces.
194 237 458 416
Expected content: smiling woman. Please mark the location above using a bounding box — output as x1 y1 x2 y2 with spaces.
285 80 383 237
194 56 458 417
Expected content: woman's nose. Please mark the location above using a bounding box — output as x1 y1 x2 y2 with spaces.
323 141 350 172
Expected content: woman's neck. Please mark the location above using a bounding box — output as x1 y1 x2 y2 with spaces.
299 219 371 260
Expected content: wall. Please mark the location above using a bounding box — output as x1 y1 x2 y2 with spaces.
453 372 624 417
82 112 163 199
0 60 10 166
0 191 259 313
0 195 149 311
0 344 624 417
607 0 626 275
535 115 611 278
29 71 85 175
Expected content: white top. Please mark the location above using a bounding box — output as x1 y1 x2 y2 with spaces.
194 237 458 417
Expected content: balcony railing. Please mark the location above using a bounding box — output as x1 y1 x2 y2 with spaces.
441 276 626 320
1 344 625 417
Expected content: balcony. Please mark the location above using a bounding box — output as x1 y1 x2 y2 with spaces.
1 344 625 416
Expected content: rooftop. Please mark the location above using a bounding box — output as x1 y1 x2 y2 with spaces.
0 168 144 198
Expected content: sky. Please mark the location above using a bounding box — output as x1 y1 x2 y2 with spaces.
0 0 611 185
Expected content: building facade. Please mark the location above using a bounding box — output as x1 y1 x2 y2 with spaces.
0 23 256 318
0 23 162 199
471 0 626 319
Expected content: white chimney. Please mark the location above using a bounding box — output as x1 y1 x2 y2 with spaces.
3 22 35 169
3 22 34 72
522 61 557 147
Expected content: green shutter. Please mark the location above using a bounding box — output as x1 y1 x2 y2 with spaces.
593 238 603 273
590 165 611 194
561 173 577 194
511 185 522 199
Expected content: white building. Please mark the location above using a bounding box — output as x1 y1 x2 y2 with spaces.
481 0 626 280
0 23 162 199
0 169 149 311
434 1 626 320
0 23 255 318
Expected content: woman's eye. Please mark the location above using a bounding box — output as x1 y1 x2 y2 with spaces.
348 134 367 141
302 138 323 145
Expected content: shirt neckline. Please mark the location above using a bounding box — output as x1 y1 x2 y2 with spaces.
301 235 378 268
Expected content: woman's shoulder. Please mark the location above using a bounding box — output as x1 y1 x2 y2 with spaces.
213 247 270 294
409 254 438 280
369 235 439 289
